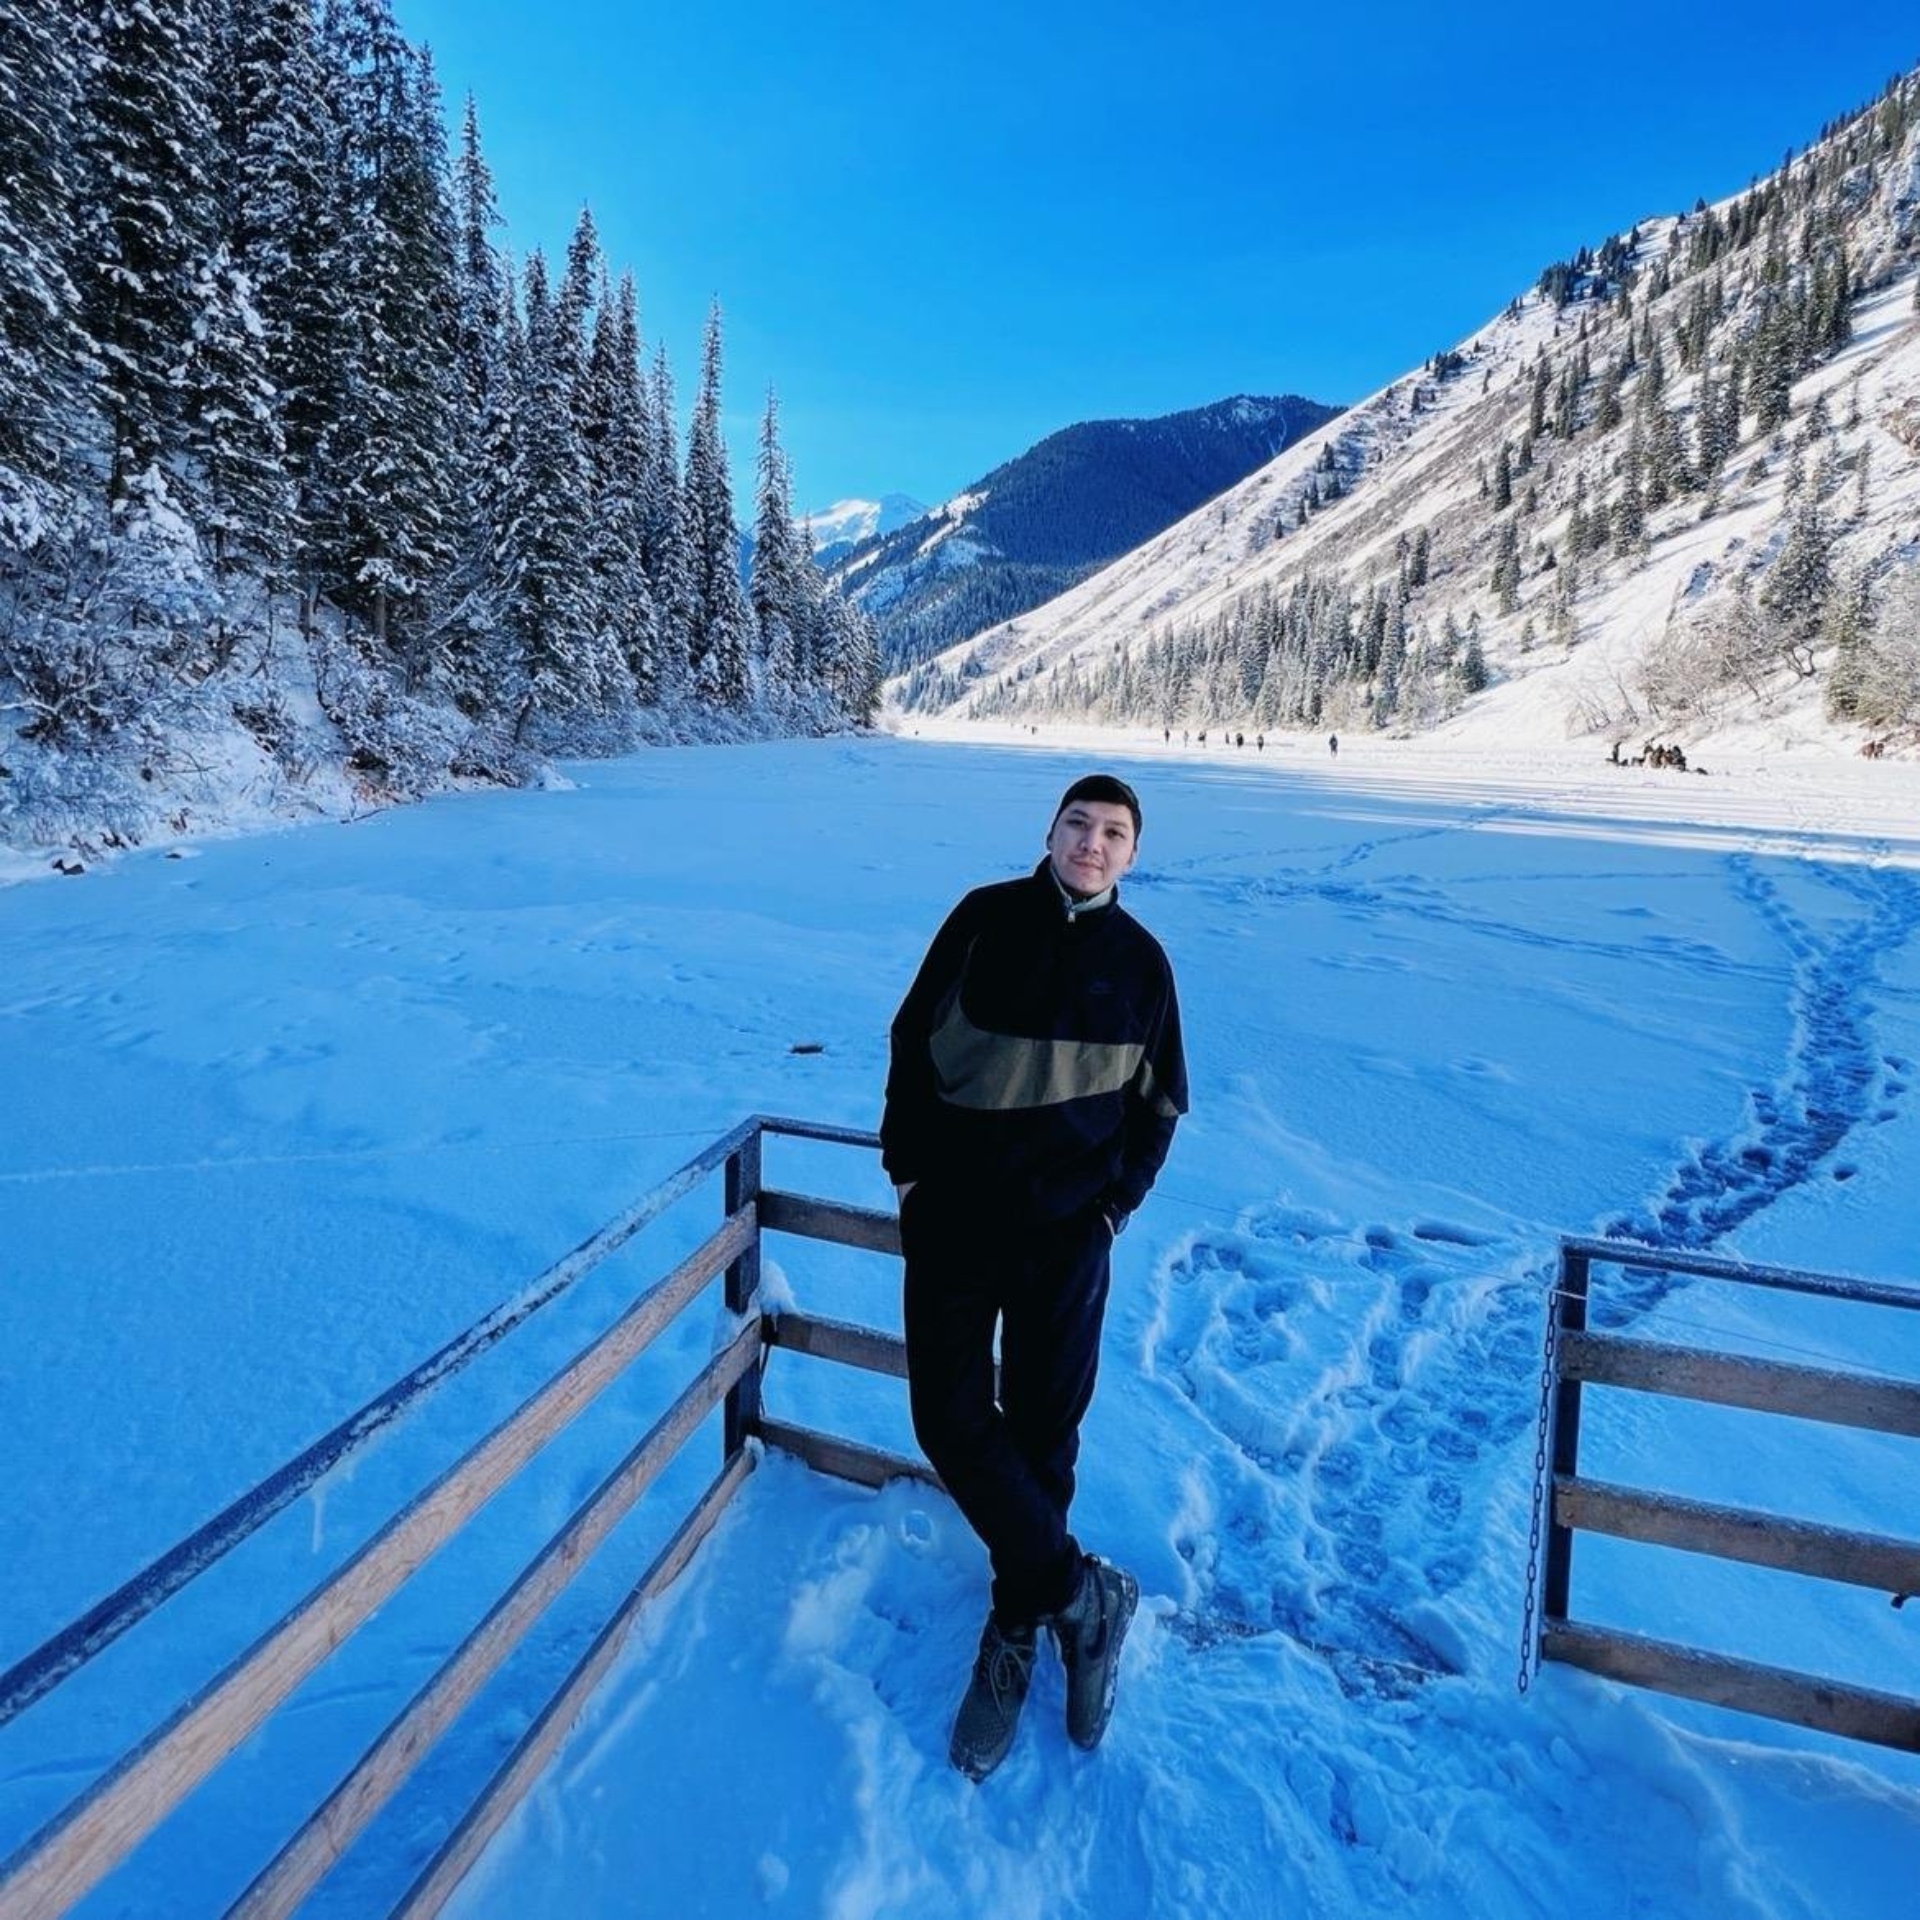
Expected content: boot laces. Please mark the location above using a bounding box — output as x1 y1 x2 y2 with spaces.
983 1633 1033 1708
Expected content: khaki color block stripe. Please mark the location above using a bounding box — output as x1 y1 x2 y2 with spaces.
929 990 1145 1111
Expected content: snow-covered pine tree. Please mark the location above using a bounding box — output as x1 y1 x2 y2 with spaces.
1820 567 1873 719
0 0 92 536
586 272 660 704
636 344 692 699
1642 338 1667 402
815 583 881 724
461 264 531 720
1748 285 1796 432
250 3 355 629
1611 421 1648 550
218 0 343 598
79 0 219 512
1407 525 1431 588
683 302 752 708
1456 629 1490 693
314 15 462 687
1644 390 1692 507
1490 519 1521 614
1694 370 1734 479
179 242 291 590
749 390 805 712
425 97 513 711
501 249 614 725
1594 361 1624 431
451 96 505 418
554 206 602 440
1831 564 1920 729
1760 485 1834 671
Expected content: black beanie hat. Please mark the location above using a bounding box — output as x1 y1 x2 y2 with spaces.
1053 773 1142 839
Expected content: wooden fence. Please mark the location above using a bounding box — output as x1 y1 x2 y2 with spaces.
0 1116 926 1920
1534 1235 1920 1750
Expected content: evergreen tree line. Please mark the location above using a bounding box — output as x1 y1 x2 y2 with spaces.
965 566 1488 734
1 0 878 818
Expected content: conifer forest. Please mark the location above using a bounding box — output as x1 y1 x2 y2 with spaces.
0 0 881 848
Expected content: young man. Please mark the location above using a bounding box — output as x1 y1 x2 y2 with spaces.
881 773 1188 1780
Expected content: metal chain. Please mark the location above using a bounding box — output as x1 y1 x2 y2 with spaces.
1517 1275 1562 1694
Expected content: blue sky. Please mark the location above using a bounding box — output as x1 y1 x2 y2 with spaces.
396 1 1917 513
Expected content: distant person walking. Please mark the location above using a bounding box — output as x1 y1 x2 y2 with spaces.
1328 733 1339 757
881 774 1188 1781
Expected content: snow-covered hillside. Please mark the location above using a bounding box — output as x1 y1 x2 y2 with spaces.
902 74 1920 761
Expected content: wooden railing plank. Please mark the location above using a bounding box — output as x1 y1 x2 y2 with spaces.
758 1189 900 1257
226 1321 762 1920
1554 1476 1920 1595
1559 1329 1920 1436
765 1311 909 1381
754 1115 882 1151
392 1447 757 1920
757 1419 938 1493
0 1119 763 1735
0 1209 754 1920
1542 1620 1920 1751
1557 1238 1920 1313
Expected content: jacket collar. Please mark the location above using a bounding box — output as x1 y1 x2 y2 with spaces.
1035 858 1116 921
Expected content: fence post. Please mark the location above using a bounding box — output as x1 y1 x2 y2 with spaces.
1542 1244 1589 1628
723 1127 764 1461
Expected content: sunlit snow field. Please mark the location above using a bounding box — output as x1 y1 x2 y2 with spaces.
3 734 1918 1918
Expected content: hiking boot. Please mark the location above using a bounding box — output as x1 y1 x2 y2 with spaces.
948 1614 1037 1781
1051 1555 1139 1751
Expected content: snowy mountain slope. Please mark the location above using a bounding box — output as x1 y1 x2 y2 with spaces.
834 394 1340 668
901 74 1920 759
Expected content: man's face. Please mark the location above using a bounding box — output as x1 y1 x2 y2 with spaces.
1046 799 1138 899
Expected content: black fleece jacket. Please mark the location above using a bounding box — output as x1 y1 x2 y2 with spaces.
881 862 1187 1226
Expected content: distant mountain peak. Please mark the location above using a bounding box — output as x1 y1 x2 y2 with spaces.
826 393 1342 672
802 494 927 564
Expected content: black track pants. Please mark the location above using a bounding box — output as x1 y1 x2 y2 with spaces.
901 1184 1113 1626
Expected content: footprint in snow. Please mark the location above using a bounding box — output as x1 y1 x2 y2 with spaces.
1148 1206 1535 1698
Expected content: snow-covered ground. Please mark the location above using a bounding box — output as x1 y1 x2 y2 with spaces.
3 735 1917 1917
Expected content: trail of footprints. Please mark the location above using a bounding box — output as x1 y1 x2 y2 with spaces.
1149 1209 1536 1698
1601 858 1919 1314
